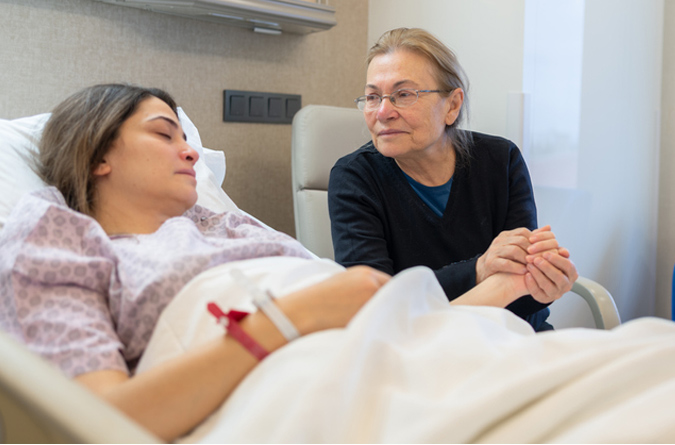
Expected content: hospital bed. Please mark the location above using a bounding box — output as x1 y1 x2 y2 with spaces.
0 108 233 443
0 105 645 444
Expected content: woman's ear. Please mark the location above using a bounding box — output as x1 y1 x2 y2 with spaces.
92 159 111 177
445 88 464 126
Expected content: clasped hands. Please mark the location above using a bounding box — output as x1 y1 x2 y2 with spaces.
289 226 576 335
476 226 578 305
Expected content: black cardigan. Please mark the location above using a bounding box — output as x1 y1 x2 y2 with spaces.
328 132 550 327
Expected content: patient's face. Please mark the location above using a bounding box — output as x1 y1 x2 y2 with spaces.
364 50 459 162
94 97 199 218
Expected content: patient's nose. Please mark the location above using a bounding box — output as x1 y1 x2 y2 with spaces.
181 143 200 165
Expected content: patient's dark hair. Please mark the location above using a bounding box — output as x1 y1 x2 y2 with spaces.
37 83 178 216
367 28 473 165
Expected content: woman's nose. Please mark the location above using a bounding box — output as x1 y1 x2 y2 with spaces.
181 142 200 164
376 97 398 120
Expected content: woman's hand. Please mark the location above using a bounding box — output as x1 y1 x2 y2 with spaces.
459 249 578 310
475 225 564 284
495 247 578 304
76 266 390 442
464 226 577 308
475 228 531 284
523 251 578 304
523 226 576 303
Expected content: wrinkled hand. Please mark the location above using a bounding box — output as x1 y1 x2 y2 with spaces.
476 225 562 284
523 250 578 304
499 244 578 304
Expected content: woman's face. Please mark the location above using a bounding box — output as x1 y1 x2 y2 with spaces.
364 50 463 161
93 96 200 218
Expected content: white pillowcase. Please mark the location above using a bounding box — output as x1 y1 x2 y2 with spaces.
0 113 50 230
0 108 237 230
176 108 239 213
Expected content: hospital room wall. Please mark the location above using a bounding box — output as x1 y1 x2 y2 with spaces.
0 0 369 236
369 0 668 322
658 2 675 321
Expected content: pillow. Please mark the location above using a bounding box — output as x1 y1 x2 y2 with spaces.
0 113 50 230
176 108 239 213
0 108 237 230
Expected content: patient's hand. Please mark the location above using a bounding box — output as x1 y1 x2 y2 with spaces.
526 226 569 260
279 266 391 335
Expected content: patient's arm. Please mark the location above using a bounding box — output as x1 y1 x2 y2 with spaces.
453 249 577 309
75 266 390 442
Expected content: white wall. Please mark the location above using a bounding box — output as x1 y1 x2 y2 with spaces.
368 0 525 136
368 0 666 322
658 1 675 321
576 0 663 320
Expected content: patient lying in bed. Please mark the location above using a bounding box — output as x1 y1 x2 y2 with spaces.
3 83 671 444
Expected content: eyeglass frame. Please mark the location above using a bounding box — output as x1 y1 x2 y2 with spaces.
354 88 452 111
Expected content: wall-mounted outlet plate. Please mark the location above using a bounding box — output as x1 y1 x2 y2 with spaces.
223 90 301 124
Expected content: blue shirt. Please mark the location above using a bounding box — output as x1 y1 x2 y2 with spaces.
402 171 453 217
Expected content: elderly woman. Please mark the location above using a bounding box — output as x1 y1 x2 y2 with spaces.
328 27 572 331
0 83 575 441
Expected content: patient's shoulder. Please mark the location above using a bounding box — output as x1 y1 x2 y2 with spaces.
1 187 68 239
1 186 109 255
20 186 69 209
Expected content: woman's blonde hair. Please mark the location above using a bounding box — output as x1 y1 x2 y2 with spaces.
367 28 473 163
37 83 178 216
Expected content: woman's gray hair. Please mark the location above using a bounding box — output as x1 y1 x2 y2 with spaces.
367 27 473 164
37 83 178 216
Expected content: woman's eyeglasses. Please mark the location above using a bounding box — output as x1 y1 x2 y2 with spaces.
354 89 450 111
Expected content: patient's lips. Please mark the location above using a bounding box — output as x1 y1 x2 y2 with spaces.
176 168 197 184
176 168 196 177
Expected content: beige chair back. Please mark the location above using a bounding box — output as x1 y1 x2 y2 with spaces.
291 105 370 259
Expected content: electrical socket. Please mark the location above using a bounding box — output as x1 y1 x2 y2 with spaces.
223 89 301 124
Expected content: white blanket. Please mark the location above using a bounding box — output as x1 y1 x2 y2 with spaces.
137 257 675 443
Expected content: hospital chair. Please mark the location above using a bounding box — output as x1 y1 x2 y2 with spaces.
291 104 621 330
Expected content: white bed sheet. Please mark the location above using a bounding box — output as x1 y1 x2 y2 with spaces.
138 257 675 443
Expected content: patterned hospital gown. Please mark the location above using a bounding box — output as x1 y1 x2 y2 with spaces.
0 187 313 377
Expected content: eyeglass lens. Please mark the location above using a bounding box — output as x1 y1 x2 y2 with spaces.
357 89 419 111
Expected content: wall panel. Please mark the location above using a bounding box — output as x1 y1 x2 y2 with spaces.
0 0 369 235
